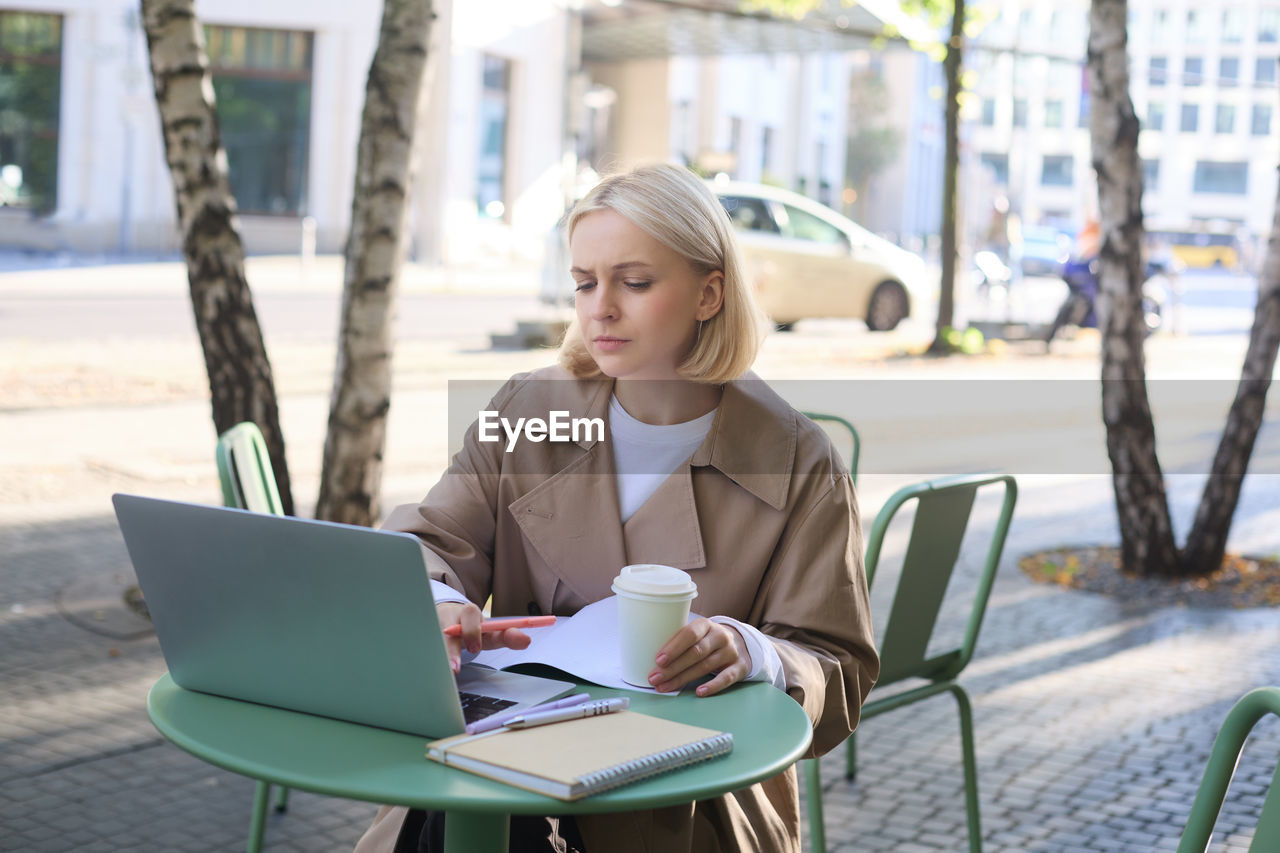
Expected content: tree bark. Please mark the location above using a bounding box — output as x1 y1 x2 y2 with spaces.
1183 140 1280 572
140 0 294 515
1088 0 1180 575
315 0 434 526
930 0 963 353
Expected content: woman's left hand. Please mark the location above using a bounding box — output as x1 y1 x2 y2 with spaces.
648 618 752 697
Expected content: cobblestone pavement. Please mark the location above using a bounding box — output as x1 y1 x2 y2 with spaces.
2 262 1278 852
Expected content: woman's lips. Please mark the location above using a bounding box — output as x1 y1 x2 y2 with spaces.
593 336 629 352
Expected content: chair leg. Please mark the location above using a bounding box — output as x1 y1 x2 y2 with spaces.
274 784 290 813
802 758 827 853
947 684 983 853
247 780 270 853
844 729 857 781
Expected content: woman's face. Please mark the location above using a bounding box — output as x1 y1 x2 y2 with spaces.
570 209 723 381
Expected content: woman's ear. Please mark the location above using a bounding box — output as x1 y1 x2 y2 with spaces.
695 270 726 322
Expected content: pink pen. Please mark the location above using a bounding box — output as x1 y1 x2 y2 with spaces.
465 693 592 735
443 615 556 637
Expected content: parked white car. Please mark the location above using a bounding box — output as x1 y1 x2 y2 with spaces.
709 180 930 331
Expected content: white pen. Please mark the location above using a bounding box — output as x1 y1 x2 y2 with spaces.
502 697 630 730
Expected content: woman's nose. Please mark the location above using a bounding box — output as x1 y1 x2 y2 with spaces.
590 284 618 320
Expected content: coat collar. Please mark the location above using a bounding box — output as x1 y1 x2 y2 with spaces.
510 369 795 605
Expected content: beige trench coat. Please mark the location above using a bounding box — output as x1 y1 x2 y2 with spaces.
354 366 879 853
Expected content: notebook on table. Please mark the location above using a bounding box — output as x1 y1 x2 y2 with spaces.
426 710 733 800
111 493 573 738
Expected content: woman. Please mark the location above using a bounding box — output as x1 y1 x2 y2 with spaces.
355 163 878 853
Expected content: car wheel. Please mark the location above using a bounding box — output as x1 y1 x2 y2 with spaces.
866 281 908 331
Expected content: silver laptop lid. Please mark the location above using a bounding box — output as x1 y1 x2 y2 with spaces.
113 493 470 737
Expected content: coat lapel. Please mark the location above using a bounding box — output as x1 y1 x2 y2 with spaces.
621 464 706 570
510 413 628 608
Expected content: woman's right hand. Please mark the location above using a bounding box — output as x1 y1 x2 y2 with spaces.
437 601 533 674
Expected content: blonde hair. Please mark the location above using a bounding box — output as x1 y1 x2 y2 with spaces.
556 163 768 382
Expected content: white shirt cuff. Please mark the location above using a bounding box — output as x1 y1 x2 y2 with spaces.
430 578 470 607
709 615 787 691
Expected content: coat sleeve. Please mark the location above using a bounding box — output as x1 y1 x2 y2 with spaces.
750 470 879 758
379 376 525 607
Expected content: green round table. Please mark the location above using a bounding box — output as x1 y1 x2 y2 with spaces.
147 674 812 852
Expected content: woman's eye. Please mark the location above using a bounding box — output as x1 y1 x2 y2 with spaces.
574 281 595 293
624 280 652 290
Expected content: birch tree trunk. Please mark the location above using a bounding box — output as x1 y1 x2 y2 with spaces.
315 0 433 526
141 0 294 515
1183 140 1280 571
1088 0 1180 575
930 0 964 352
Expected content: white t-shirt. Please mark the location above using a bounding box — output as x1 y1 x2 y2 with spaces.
431 394 785 689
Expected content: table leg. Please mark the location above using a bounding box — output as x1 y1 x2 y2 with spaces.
443 809 509 853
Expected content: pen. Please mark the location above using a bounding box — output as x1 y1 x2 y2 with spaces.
465 693 593 735
502 697 630 730
443 615 557 637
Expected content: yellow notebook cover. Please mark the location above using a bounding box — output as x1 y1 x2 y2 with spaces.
426 710 733 801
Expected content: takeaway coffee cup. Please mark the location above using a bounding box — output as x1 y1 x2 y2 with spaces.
611 564 698 687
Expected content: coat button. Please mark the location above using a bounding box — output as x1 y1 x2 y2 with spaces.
526 601 542 616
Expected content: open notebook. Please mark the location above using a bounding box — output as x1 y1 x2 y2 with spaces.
469 596 694 695
426 710 732 801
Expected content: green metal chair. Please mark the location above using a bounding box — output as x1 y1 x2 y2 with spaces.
1178 686 1280 853
215 422 288 853
802 412 860 484
797 412 858 853
803 473 1017 853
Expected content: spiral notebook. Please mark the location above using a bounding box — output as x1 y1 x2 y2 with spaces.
425 710 733 801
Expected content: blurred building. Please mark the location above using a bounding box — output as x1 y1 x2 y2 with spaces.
0 0 924 266
0 0 572 263
966 0 1280 254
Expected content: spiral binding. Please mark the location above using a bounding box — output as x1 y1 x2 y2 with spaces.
573 733 734 797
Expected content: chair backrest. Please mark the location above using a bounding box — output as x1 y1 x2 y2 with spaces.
1178 687 1280 853
802 412 860 483
215 422 284 516
867 473 1016 687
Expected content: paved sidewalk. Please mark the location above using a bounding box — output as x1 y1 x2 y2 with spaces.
2 267 1278 852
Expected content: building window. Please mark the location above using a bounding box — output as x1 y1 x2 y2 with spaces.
1146 101 1165 131
1142 158 1160 191
1185 9 1208 44
0 11 62 212
760 126 774 175
1152 9 1170 41
1040 154 1074 186
1013 98 1028 127
980 152 1009 185
1149 56 1167 86
1253 104 1274 136
981 97 996 127
1215 104 1236 133
205 25 313 216
1219 57 1239 87
477 54 511 219
1181 103 1199 132
1044 100 1063 128
1221 8 1245 43
1183 57 1203 86
1262 9 1280 43
1258 57 1278 86
1193 161 1248 194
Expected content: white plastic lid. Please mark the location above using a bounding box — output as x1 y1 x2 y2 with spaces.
611 564 698 599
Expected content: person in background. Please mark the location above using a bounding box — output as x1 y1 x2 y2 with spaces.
355 162 879 853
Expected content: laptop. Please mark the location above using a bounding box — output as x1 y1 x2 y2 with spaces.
112 493 574 738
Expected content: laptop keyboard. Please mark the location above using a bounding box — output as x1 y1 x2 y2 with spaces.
458 691 518 724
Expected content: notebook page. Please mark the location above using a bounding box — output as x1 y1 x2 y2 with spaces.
470 596 694 695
